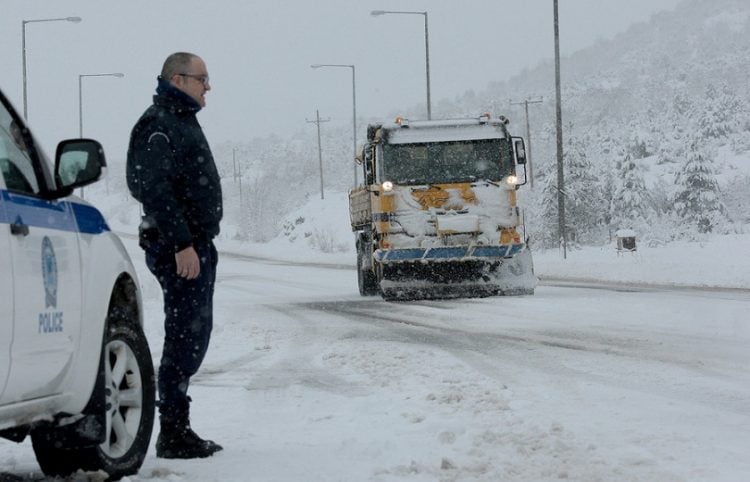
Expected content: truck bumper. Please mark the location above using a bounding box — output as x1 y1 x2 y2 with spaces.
374 244 537 300
374 243 525 262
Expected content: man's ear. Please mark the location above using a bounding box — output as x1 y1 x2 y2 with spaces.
169 74 183 88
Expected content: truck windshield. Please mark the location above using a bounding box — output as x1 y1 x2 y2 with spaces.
382 138 512 185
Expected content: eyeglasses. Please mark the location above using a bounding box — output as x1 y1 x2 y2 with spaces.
178 73 210 87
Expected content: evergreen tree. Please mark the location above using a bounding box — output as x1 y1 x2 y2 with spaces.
696 83 742 140
610 153 652 234
560 134 607 245
537 167 563 249
673 141 730 234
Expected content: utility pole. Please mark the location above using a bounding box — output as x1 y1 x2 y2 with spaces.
306 110 330 200
232 147 243 206
310 64 358 187
232 147 237 182
553 0 567 259
510 97 543 188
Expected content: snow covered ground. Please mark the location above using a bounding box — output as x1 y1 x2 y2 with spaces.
2 191 749 481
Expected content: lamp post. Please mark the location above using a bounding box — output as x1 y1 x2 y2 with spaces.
370 9 431 120
78 72 124 199
553 0 567 259
22 16 82 120
310 63 358 187
78 73 124 137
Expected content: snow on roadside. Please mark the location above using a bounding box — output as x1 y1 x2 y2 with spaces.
532 234 750 289
101 189 750 290
218 191 750 290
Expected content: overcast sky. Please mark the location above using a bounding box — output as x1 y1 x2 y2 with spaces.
2 0 684 162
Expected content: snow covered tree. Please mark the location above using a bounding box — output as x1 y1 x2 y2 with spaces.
610 153 653 234
537 166 563 249
723 175 750 225
695 83 742 141
673 141 730 234
535 133 609 248
560 134 607 246
625 134 650 159
671 90 693 118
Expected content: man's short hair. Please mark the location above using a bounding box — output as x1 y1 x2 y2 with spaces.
161 52 197 80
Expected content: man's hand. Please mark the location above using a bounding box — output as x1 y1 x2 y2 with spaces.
175 246 200 279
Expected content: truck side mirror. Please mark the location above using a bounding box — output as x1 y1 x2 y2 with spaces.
365 145 375 185
513 137 527 165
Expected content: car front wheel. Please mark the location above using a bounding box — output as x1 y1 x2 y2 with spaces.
31 315 155 480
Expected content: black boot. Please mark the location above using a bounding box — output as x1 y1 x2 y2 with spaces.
156 416 223 459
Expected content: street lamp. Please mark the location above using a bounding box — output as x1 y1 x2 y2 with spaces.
310 63 358 187
553 0 567 259
78 73 124 138
370 9 431 120
78 72 124 199
22 16 82 120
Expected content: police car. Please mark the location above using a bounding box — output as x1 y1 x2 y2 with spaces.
0 88 154 479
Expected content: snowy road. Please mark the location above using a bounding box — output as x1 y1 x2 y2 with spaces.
3 244 750 481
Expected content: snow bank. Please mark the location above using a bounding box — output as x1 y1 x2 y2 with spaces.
533 235 749 289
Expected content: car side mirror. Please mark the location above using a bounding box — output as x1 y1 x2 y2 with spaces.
54 139 107 192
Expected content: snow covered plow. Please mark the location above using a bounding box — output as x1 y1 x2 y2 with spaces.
376 245 536 301
351 114 538 301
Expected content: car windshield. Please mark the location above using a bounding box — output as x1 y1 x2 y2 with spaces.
381 138 512 185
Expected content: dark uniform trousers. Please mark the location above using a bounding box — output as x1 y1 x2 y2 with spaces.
145 238 218 422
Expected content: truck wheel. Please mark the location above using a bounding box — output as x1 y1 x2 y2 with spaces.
31 313 155 480
357 238 379 296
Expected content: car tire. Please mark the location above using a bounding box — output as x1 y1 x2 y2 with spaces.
31 312 155 481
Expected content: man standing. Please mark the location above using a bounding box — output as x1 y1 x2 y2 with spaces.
127 52 223 459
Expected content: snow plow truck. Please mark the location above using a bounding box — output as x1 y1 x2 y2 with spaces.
349 114 538 301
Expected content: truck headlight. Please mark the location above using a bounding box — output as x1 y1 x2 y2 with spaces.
382 181 394 192
506 175 518 186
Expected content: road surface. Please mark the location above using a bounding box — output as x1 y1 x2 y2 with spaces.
3 246 749 481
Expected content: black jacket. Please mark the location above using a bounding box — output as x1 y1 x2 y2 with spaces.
127 78 223 251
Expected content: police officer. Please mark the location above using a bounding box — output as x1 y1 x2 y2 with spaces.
127 52 223 459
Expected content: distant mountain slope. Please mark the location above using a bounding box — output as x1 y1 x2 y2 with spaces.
480 0 750 121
